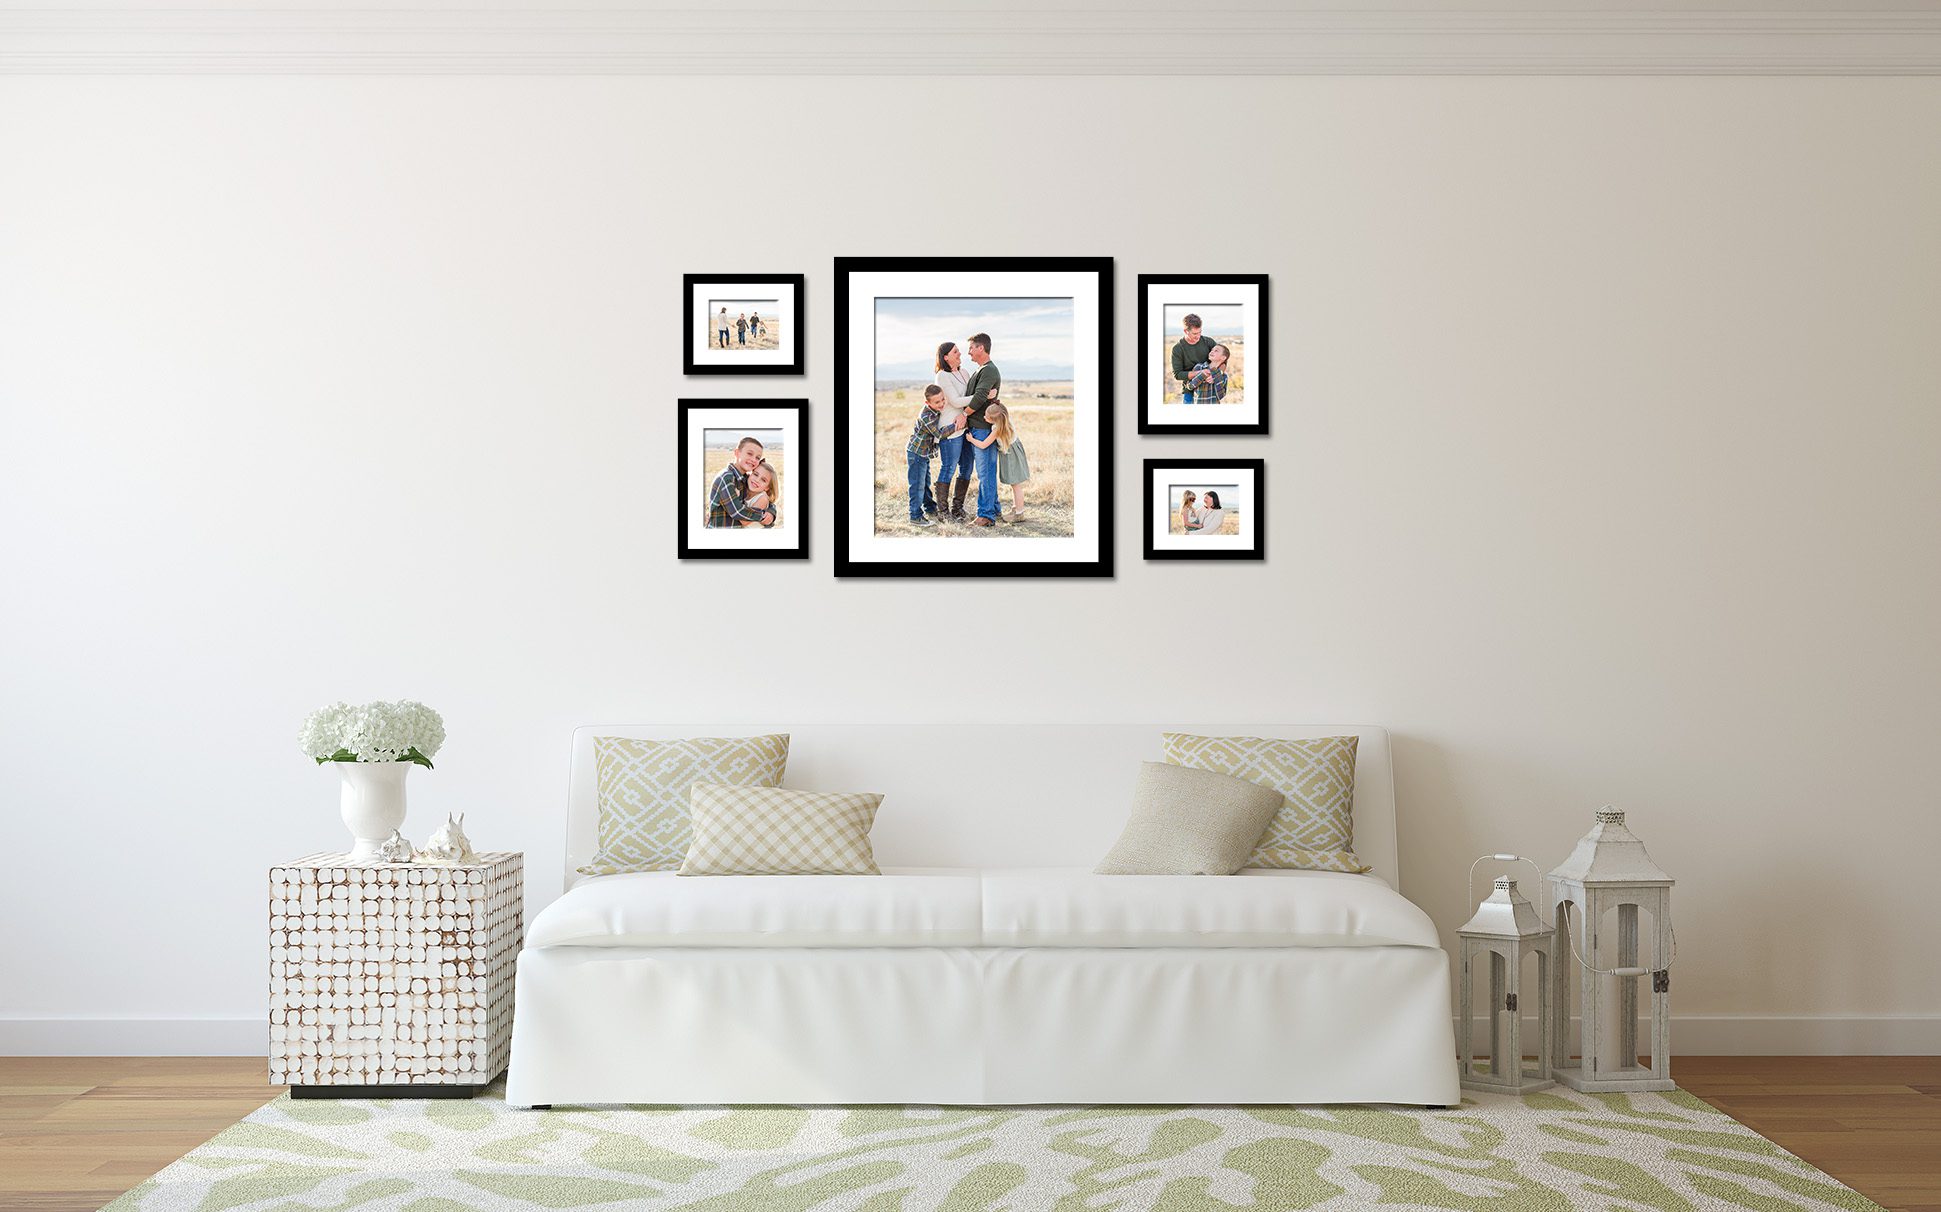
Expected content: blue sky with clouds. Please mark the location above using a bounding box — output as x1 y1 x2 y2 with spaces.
874 297 1075 381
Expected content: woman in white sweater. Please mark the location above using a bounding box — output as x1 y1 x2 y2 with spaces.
931 340 981 520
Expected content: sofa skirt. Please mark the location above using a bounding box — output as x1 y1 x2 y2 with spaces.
507 945 1459 1108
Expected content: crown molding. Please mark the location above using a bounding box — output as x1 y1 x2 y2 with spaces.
3 6 1940 76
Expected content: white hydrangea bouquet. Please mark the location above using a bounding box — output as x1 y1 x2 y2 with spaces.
300 700 447 858
299 699 445 768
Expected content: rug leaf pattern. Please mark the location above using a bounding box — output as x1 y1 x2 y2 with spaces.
104 1084 1884 1211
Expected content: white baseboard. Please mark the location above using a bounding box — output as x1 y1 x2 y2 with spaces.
0 1017 267 1056
1460 1015 1941 1056
4 1015 1936 1058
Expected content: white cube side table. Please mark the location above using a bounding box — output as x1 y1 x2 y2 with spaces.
269 851 522 1098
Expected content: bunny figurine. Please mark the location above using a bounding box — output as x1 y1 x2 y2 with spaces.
375 829 415 863
420 812 477 864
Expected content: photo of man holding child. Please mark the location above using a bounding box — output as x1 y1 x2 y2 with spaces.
1137 274 1269 436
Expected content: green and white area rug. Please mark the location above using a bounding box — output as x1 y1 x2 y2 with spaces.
106 1084 1882 1211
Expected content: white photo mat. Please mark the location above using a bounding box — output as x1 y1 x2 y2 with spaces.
685 406 802 552
689 280 798 369
1143 280 1264 430
842 268 1103 567
1149 463 1259 554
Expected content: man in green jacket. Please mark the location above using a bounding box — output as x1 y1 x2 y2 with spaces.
961 333 1003 526
1171 313 1215 404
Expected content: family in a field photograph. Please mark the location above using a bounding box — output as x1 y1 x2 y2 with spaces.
708 302 780 351
874 298 1074 538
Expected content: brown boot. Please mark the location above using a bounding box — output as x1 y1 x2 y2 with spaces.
930 480 950 517
949 479 970 521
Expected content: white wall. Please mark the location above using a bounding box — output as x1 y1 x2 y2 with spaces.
3 75 1938 1054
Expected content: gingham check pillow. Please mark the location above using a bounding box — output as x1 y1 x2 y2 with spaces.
1162 733 1370 873
678 783 884 876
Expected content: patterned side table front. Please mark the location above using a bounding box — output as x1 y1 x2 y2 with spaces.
269 851 522 1098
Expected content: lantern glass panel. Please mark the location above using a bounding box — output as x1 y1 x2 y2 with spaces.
1593 900 1658 1074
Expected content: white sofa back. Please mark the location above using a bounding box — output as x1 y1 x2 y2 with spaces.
565 725 1398 887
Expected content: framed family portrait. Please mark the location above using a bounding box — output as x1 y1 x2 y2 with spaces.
683 273 805 376
1137 274 1269 435
833 256 1114 578
1143 458 1265 561
676 399 808 560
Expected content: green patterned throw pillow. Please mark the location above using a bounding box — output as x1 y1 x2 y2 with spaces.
578 734 789 875
1161 733 1369 873
678 784 884 876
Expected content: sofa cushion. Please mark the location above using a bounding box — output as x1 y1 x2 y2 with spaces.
528 868 981 948
578 734 790 875
530 867 1439 950
979 868 1440 948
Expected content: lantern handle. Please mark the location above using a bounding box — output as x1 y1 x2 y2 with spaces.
1467 853 1551 929
1556 900 1678 975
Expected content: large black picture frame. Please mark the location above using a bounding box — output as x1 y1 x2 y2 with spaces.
833 256 1114 579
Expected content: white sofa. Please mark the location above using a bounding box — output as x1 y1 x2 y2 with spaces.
506 725 1460 1108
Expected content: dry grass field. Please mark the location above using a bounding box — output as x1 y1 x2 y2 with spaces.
1168 509 1242 536
873 382 1074 538
701 446 787 527
1155 335 1246 406
704 311 782 352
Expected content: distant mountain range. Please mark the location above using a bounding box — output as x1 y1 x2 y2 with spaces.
875 359 1074 382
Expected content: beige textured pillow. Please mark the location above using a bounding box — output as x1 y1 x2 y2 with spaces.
678 783 884 876
1096 762 1285 875
578 734 789 875
1162 733 1369 873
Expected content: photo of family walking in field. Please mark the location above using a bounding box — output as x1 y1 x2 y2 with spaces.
683 274 805 376
870 297 1076 540
705 301 781 352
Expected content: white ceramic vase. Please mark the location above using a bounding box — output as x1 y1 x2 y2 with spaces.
338 761 412 859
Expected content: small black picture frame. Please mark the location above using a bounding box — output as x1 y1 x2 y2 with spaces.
684 273 806 376
1137 273 1269 435
677 399 809 561
1143 457 1266 561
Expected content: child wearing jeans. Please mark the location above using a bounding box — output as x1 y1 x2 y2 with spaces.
1184 344 1232 404
905 385 965 527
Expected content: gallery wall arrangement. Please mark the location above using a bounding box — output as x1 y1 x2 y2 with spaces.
677 259 1277 574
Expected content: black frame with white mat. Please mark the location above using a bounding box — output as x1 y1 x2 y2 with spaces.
683 273 806 376
1137 273 1269 436
677 398 809 561
1143 457 1265 561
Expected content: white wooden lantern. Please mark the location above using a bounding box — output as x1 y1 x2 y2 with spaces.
1457 872 1556 1093
1547 807 1675 1092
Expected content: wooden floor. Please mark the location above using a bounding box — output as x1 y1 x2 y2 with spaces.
0 1056 1936 1211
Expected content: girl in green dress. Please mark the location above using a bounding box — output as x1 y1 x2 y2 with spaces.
970 402 1032 522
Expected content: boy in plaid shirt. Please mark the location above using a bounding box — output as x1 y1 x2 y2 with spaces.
1184 344 1232 404
706 436 775 528
905 385 966 527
